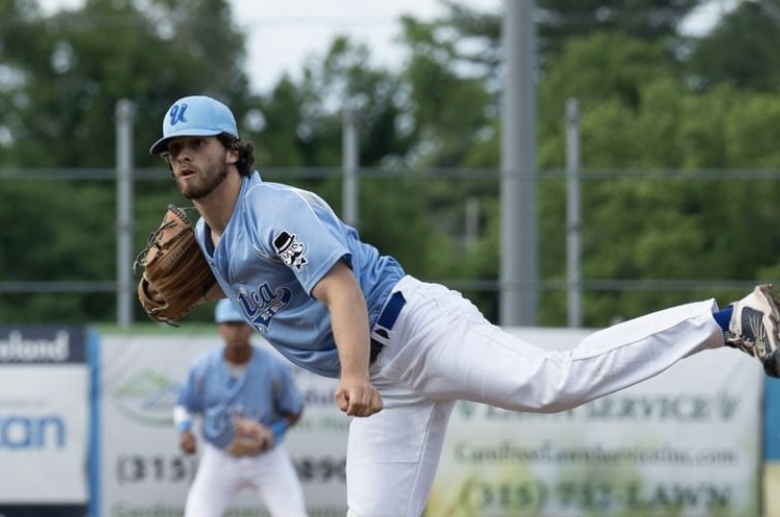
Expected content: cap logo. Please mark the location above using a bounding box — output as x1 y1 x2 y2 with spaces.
169 103 188 126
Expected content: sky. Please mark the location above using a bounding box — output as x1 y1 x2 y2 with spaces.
38 0 730 93
37 0 501 92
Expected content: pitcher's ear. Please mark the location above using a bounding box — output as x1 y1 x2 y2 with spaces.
226 148 239 164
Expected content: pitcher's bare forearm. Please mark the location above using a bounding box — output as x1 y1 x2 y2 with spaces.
312 261 383 417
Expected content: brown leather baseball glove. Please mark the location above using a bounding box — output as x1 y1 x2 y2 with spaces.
226 418 274 457
133 205 222 325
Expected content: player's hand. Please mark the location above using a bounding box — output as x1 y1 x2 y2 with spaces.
236 418 274 450
335 374 383 417
179 430 197 455
226 418 273 457
144 279 166 304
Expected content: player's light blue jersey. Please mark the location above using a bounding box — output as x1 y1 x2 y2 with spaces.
178 346 303 450
195 172 405 378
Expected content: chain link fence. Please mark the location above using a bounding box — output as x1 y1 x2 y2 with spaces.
2 166 779 326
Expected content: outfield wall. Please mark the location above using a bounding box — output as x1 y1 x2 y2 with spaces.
0 325 768 517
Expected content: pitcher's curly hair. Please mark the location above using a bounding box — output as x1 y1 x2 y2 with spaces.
217 133 255 176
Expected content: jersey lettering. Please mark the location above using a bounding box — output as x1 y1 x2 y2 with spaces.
237 283 293 332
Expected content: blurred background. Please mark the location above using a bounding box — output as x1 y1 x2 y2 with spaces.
3 0 780 515
5 0 780 329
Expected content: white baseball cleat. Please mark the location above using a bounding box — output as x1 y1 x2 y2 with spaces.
725 284 780 377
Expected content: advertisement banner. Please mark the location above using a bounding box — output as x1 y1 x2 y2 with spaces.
0 326 90 515
763 377 780 461
99 328 763 517
98 334 348 517
425 328 762 517
762 377 780 515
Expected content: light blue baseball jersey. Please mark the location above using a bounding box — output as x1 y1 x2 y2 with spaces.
178 345 303 450
195 172 406 378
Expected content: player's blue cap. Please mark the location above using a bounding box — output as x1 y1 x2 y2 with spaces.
214 299 245 324
149 95 239 155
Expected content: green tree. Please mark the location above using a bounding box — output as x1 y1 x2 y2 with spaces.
7 0 780 328
251 36 416 169
685 1 780 92
0 0 254 323
537 0 701 54
0 0 252 168
466 29 780 325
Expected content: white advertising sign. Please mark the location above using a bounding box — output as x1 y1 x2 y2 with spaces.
98 327 763 517
0 367 89 503
426 328 763 517
0 326 89 509
99 334 348 517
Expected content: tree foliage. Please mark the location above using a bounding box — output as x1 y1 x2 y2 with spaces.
685 1 780 92
537 0 701 50
2 0 780 327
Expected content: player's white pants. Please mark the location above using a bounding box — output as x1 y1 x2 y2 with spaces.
346 275 725 517
184 442 308 517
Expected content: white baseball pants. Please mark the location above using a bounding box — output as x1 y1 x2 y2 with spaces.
184 442 308 517
346 275 725 517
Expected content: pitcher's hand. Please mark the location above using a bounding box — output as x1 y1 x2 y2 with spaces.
335 374 383 417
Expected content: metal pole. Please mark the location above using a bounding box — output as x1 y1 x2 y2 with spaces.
115 99 135 327
465 197 480 253
566 98 582 327
500 0 538 326
342 107 359 228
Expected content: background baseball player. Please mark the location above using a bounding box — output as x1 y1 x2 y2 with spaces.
148 94 780 517
174 299 308 517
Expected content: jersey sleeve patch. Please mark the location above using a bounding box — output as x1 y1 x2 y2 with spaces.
273 231 309 271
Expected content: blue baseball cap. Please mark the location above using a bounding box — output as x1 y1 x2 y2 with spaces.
214 299 246 324
149 95 239 155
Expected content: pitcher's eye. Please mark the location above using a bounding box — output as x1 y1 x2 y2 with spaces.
167 142 183 156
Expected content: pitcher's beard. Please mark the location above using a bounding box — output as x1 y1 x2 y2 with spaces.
180 163 229 200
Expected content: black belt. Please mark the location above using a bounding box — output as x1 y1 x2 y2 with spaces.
370 291 406 365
